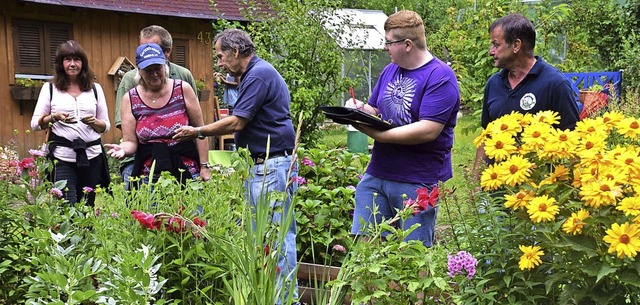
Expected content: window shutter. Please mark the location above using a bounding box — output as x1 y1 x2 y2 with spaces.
44 23 73 75
171 39 189 69
12 19 72 75
13 20 44 75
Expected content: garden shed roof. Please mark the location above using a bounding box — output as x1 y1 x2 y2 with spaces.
17 0 247 21
324 9 387 50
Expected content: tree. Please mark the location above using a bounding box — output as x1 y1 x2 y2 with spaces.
212 0 366 145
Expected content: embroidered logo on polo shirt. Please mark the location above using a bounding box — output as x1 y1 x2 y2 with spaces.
520 93 536 110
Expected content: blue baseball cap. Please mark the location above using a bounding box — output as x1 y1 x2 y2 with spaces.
136 43 166 69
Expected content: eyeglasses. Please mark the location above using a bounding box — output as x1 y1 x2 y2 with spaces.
384 38 407 46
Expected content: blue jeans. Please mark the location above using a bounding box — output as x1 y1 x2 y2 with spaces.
246 154 298 304
120 160 134 191
351 173 438 247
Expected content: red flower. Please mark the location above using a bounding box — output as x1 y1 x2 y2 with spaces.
166 216 187 233
131 210 162 230
19 157 35 170
193 216 207 227
404 186 440 215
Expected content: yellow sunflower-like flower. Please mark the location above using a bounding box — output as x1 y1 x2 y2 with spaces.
539 165 571 187
539 128 578 160
562 209 590 235
579 178 623 208
575 133 607 158
532 110 561 126
518 245 544 270
603 222 640 259
526 195 559 223
483 132 517 162
504 189 535 210
602 110 625 129
520 121 553 153
574 117 609 137
474 128 490 148
480 163 506 191
616 197 640 216
487 113 523 137
615 117 640 140
612 147 640 178
501 155 534 187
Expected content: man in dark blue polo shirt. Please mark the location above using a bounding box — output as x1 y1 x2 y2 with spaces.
172 29 299 305
473 13 579 177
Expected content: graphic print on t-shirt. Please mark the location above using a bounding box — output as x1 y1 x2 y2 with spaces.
383 73 415 125
520 93 536 111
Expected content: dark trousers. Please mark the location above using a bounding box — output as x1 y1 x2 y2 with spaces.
52 155 104 206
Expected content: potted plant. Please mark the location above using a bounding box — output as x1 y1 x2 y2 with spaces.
195 79 210 102
11 78 45 101
579 83 608 119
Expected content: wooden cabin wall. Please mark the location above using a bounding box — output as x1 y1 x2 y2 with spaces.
0 1 216 156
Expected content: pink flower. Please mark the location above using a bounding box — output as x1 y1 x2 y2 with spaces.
447 251 478 279
404 186 440 215
301 157 315 167
82 186 94 193
296 176 307 185
332 244 346 253
29 148 47 158
49 188 63 198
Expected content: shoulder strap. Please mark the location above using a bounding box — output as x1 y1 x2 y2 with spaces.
49 82 53 102
92 84 97 100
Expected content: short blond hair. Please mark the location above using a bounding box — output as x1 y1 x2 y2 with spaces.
384 10 426 50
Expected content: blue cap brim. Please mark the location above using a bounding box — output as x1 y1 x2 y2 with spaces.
138 58 166 70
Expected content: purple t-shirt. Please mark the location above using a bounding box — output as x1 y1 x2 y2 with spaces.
367 57 460 184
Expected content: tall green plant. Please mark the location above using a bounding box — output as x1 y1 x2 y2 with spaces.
212 0 365 145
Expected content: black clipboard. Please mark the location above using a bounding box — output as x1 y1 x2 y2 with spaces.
320 106 394 131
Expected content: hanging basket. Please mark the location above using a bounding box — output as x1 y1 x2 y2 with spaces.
198 89 211 102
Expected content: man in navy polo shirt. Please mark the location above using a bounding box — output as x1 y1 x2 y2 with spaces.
172 29 299 305
473 13 579 177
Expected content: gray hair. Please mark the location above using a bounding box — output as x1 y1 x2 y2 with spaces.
214 29 255 57
140 25 173 52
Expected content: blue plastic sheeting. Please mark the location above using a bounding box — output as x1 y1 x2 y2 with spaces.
563 70 623 97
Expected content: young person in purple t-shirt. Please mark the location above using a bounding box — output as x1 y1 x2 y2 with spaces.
348 10 461 247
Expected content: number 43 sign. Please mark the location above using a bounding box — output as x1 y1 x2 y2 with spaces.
197 31 212 45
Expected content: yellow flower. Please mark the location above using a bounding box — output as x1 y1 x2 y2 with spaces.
616 197 640 216
483 132 517 162
504 189 535 210
474 129 490 147
612 147 640 178
501 155 534 187
481 163 506 191
615 117 640 139
487 113 523 137
539 165 571 187
539 128 578 160
526 195 559 223
603 222 640 259
520 121 553 153
574 117 609 137
575 133 606 158
532 110 561 126
518 245 544 270
602 110 624 129
562 209 590 235
579 178 622 208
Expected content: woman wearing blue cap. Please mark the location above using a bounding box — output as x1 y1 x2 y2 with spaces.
105 43 210 185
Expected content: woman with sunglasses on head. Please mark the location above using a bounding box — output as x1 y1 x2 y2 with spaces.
105 43 210 186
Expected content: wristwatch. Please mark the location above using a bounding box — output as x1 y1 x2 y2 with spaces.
200 162 211 168
196 127 205 139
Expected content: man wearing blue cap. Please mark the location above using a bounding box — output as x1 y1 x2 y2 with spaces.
115 25 198 189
